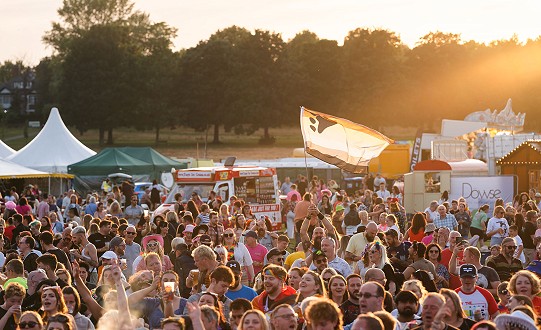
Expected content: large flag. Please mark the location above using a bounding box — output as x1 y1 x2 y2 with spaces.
300 107 394 173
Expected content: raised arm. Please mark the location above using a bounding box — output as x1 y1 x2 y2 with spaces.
72 261 105 320
128 275 159 305
111 263 132 326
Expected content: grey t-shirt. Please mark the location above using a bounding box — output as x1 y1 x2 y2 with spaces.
409 258 437 279
477 265 500 290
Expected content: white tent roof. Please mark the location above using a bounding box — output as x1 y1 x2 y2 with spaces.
441 119 487 137
0 140 15 158
0 158 50 178
6 107 96 173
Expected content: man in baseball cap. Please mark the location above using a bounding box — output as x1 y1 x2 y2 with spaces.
224 260 258 301
266 248 287 267
199 234 213 247
456 264 499 321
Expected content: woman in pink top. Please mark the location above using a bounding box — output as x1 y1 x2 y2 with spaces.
15 197 32 215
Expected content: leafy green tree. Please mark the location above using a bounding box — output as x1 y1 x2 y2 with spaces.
178 26 252 144
43 0 177 144
340 28 407 126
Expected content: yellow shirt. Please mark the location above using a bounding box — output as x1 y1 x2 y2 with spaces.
285 251 305 268
5 277 28 289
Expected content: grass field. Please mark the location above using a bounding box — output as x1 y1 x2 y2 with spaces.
3 125 306 161
3 123 418 161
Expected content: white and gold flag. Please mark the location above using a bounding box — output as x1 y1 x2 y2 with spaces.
300 107 393 173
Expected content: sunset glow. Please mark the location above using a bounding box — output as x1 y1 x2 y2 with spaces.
2 0 541 64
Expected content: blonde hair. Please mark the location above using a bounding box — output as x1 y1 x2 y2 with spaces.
509 270 541 296
440 289 467 319
239 309 269 330
402 280 428 303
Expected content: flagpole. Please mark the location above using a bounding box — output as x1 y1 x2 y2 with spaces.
300 107 310 183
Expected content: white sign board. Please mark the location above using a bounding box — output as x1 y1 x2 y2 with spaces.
449 176 514 213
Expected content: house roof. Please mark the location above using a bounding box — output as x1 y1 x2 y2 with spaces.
497 140 541 165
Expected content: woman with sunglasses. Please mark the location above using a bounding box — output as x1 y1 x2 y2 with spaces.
16 311 43 330
354 242 398 294
222 227 254 286
486 205 509 246
327 274 348 306
496 282 511 314
45 313 74 330
134 235 173 273
424 243 449 290
320 268 338 290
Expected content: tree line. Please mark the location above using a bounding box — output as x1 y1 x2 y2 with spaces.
3 0 541 145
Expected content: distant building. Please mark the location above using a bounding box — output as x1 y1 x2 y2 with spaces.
0 72 37 114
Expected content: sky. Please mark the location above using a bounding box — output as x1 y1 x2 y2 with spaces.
2 0 541 65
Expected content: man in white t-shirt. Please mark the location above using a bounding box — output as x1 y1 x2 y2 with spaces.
455 264 499 321
423 201 439 222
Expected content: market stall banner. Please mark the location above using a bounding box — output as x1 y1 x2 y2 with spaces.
449 176 515 214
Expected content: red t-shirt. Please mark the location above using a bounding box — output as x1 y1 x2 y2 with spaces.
441 248 464 289
533 295 541 316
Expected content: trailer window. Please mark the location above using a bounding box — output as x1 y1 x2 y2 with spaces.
176 184 215 202
234 177 275 204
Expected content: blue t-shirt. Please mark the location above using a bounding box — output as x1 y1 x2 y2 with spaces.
225 285 258 301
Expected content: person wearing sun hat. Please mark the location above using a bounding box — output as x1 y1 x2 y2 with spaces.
133 234 173 273
182 224 195 246
494 310 538 330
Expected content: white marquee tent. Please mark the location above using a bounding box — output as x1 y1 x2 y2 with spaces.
6 107 96 173
0 140 15 158
0 158 51 179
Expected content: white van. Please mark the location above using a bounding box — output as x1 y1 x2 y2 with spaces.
154 165 282 224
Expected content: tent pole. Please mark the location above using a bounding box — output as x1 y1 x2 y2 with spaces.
48 177 51 194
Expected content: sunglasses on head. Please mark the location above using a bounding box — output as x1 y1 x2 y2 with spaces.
48 314 70 323
19 321 39 329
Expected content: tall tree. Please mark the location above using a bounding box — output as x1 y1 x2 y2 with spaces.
178 26 252 144
43 0 177 144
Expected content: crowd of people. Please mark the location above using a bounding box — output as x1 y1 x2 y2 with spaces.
0 176 539 330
